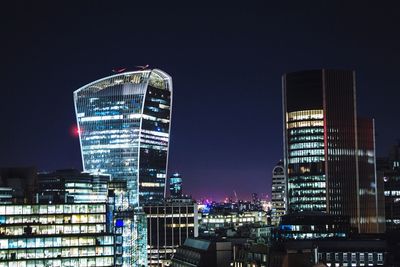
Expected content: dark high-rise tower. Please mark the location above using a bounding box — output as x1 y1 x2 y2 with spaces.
377 143 400 232
282 69 384 233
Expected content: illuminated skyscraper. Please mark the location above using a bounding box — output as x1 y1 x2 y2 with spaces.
282 69 384 233
74 69 172 207
74 69 172 266
169 173 183 198
271 160 286 226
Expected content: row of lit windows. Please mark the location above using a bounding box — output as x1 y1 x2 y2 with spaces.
287 120 324 129
290 142 324 150
327 148 356 156
287 110 324 122
289 196 326 202
0 256 114 267
289 182 326 189
289 135 324 142
0 214 105 225
0 224 105 236
0 236 113 249
289 203 326 211
0 204 106 215
289 127 324 136
141 133 169 142
0 246 113 260
289 189 326 197
289 156 325 164
384 190 400 196
290 149 325 157
288 175 325 182
140 138 168 147
279 232 345 240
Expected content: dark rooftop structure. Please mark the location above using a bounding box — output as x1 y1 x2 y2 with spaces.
171 237 232 267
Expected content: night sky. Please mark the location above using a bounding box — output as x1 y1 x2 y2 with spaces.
1 1 400 201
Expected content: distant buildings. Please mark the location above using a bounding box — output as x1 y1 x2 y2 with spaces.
271 161 286 226
282 69 384 233
199 210 267 237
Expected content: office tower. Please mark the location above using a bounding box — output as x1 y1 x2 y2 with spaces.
144 199 198 266
271 160 286 226
169 173 183 198
282 69 383 233
36 169 110 204
74 69 172 207
377 143 400 231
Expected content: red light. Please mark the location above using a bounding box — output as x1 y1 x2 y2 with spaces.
70 124 82 137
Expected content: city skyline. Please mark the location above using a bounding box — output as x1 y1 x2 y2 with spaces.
2 2 400 201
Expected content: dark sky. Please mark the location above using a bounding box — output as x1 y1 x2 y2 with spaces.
1 1 400 201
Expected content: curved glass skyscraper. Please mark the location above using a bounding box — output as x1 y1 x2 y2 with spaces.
74 69 172 207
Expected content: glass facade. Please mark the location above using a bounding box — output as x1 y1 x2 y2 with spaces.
114 210 147 267
74 69 172 207
286 109 326 212
0 203 114 267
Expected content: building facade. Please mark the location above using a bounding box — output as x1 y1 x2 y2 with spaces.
74 69 173 207
0 203 115 267
271 161 286 226
144 199 198 266
282 69 383 233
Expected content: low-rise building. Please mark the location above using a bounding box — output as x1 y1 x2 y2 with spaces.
171 238 232 267
144 198 198 266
